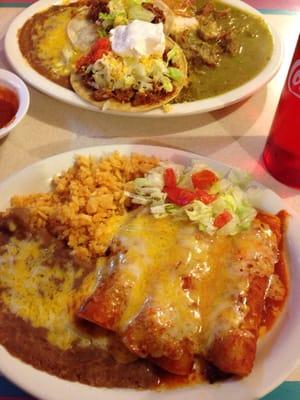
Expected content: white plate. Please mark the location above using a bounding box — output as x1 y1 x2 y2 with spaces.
0 144 300 400
4 0 283 117
0 69 30 140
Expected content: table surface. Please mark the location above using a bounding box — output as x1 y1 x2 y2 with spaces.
0 1 300 399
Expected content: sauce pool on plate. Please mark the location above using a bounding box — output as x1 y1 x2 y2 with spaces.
0 86 19 128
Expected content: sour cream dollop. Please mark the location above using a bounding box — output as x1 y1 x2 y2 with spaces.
110 20 165 58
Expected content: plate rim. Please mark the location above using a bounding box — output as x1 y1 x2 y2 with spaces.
4 0 283 117
0 144 300 400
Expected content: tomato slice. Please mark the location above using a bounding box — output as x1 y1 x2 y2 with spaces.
213 211 232 228
192 170 218 190
76 38 111 69
166 187 196 206
164 168 177 189
195 189 217 205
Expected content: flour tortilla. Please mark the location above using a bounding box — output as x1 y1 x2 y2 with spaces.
67 13 98 52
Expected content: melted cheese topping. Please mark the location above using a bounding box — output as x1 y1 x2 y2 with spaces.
102 211 278 357
0 237 107 351
0 210 279 361
33 7 81 76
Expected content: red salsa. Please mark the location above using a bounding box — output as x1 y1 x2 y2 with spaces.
0 86 19 129
261 211 289 331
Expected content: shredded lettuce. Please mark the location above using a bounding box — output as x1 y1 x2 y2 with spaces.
126 161 260 236
227 168 251 188
113 11 128 26
99 10 128 28
127 0 151 6
106 0 128 26
109 0 126 13
99 12 115 22
90 52 179 93
107 0 155 26
209 180 221 194
167 44 181 65
98 12 115 30
161 76 173 92
177 161 214 190
185 201 216 234
97 26 108 37
167 67 183 81
128 5 154 21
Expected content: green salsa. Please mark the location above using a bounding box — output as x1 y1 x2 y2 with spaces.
174 0 273 102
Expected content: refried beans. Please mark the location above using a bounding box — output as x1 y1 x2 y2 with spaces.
0 209 160 389
18 3 85 89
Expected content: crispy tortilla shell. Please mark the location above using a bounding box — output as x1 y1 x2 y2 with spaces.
70 37 187 112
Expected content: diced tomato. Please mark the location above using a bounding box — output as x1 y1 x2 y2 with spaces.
195 189 217 205
95 37 111 49
166 187 196 206
164 168 177 189
76 54 90 69
76 38 111 70
191 169 218 190
89 37 111 62
213 210 232 228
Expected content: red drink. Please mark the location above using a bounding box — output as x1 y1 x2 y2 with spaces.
263 35 300 188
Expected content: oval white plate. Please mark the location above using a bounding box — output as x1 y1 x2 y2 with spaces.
0 144 300 400
5 0 283 117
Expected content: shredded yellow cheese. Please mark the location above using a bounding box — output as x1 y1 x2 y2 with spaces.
0 237 107 350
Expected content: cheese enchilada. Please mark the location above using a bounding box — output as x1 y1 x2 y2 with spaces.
78 209 285 377
0 152 288 389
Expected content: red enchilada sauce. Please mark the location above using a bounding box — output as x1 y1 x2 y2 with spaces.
0 209 289 389
261 210 289 331
0 86 19 128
